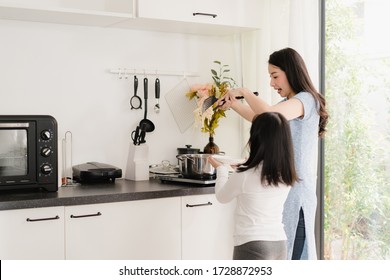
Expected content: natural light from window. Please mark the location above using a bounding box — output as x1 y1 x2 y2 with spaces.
324 0 390 259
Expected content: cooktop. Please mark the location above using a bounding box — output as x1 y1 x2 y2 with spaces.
157 175 216 186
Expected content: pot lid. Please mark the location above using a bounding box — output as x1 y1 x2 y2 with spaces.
177 145 200 154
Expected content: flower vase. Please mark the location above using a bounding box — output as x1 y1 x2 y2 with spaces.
203 136 220 154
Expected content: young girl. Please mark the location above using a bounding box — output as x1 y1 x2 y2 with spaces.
208 112 298 260
218 47 328 260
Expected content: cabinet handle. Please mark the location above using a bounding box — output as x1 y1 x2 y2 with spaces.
186 202 213 208
193 12 217 18
70 212 102 219
26 215 60 222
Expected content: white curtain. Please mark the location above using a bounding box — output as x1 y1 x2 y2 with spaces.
238 0 320 153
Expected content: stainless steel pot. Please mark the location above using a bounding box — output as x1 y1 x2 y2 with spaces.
176 154 215 179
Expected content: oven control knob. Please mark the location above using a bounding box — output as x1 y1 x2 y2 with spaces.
41 147 52 157
40 130 52 140
41 164 53 175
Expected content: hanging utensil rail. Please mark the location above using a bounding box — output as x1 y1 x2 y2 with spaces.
109 68 199 78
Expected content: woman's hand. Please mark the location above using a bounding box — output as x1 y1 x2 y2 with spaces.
217 89 239 110
227 88 248 99
217 88 253 110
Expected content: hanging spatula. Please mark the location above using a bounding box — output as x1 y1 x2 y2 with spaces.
202 95 218 113
154 78 160 113
204 91 259 112
213 91 259 111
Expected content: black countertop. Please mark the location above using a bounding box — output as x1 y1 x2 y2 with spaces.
0 179 215 211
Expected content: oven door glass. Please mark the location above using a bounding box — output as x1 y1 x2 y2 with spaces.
0 129 28 176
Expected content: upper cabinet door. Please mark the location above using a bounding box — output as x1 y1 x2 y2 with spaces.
0 0 135 26
0 0 261 35
137 0 261 29
110 0 262 35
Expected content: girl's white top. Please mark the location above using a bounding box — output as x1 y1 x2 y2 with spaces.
215 165 291 246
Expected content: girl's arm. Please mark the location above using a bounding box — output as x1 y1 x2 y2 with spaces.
208 157 242 203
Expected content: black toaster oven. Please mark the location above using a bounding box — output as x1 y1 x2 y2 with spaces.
0 115 58 192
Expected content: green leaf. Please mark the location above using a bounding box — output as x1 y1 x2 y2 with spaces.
211 69 218 76
186 91 197 100
213 61 221 64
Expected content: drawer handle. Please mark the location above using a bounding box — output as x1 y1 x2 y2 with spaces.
26 215 60 222
186 202 213 208
193 12 217 18
70 212 102 219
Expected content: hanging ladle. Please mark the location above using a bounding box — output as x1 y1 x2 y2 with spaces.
139 77 155 134
130 75 142 110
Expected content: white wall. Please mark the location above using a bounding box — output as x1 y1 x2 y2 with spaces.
0 19 243 179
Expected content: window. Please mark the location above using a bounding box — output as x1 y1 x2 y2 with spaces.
324 0 390 259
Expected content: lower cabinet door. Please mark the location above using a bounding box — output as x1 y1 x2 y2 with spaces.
0 206 65 260
65 197 181 260
182 194 235 260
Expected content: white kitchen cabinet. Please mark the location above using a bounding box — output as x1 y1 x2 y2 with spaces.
0 194 233 260
65 197 181 260
0 0 261 35
113 0 261 35
181 194 235 260
0 0 135 27
0 206 65 260
137 0 261 28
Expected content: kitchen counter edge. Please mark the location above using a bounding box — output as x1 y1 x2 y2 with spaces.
0 178 215 211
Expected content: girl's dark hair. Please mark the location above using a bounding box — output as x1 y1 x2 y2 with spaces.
268 47 328 138
237 112 298 186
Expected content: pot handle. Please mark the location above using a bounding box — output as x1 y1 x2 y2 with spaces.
176 154 195 162
176 154 184 161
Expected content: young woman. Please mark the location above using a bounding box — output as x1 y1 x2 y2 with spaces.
209 112 298 260
218 48 328 260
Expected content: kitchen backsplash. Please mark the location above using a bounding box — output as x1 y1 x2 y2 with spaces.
0 19 245 179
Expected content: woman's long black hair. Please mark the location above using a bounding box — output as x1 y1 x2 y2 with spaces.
237 112 298 186
268 48 328 138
